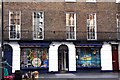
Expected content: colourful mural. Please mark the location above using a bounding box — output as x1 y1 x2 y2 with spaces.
76 47 100 68
20 48 48 68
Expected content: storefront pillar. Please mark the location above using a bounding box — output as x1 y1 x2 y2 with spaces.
101 43 112 71
49 42 76 72
9 42 20 73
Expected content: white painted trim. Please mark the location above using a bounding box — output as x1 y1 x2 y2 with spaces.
49 43 58 72
74 13 76 40
86 0 96 2
32 12 34 40
116 0 120 3
101 43 112 70
94 13 97 40
19 11 21 39
65 0 76 2
9 11 10 40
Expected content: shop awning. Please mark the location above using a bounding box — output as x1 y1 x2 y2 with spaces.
20 42 50 47
75 43 102 47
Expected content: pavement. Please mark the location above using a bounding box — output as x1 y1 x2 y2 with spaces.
37 72 120 80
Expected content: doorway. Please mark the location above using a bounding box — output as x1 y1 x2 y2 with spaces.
3 44 13 75
58 45 68 72
112 45 119 71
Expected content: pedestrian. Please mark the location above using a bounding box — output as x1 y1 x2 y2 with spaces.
0 58 12 77
34 71 39 78
31 71 39 80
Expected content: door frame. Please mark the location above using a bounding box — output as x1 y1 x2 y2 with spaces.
58 44 69 72
112 45 119 71
3 44 13 75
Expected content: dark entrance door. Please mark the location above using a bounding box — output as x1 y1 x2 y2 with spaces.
112 45 119 71
3 44 13 75
58 45 68 72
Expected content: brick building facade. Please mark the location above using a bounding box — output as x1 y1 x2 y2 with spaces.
2 1 120 74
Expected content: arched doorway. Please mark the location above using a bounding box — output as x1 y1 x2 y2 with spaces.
58 44 68 72
3 44 13 75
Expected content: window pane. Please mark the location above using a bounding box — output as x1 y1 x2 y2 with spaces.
66 13 69 26
9 11 21 39
117 14 120 27
34 12 36 18
86 0 96 2
70 14 74 25
87 14 96 40
33 12 44 40
66 13 76 39
10 25 16 38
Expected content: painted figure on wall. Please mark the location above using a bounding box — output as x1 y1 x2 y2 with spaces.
20 48 49 68
76 47 100 68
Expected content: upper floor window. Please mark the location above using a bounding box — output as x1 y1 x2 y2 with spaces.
65 0 76 2
116 0 120 3
66 12 76 40
117 14 120 40
33 12 44 40
87 13 97 40
9 11 21 40
86 0 96 2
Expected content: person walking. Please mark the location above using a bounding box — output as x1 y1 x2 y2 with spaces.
1 58 12 77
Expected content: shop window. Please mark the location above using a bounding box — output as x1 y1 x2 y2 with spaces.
9 11 21 40
87 13 97 40
33 12 44 40
66 12 76 40
76 47 100 68
20 48 48 68
117 14 120 40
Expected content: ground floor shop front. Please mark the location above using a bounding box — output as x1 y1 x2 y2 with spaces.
3 41 120 75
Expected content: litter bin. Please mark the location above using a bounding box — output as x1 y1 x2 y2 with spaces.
14 70 22 80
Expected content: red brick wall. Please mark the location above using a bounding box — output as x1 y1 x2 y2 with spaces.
3 2 118 41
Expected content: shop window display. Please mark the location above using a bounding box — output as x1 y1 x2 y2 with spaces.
76 47 100 68
20 48 48 68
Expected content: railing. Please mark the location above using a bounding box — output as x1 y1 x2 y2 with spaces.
3 30 118 41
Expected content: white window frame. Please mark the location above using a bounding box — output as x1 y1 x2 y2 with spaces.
65 0 76 2
116 0 120 3
33 11 44 40
66 12 76 40
87 13 97 40
117 14 120 40
9 11 21 40
86 0 96 2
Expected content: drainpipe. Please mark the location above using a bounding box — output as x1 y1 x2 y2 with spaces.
0 0 2 79
1 0 4 79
